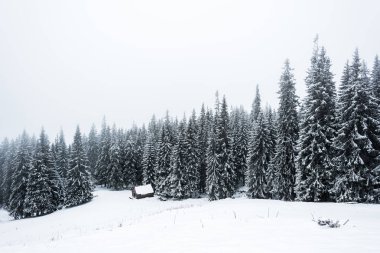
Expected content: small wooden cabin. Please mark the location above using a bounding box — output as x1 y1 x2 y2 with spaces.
132 184 154 199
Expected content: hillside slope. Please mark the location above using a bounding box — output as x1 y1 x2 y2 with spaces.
0 189 379 253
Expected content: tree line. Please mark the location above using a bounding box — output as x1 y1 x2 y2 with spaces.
1 41 380 219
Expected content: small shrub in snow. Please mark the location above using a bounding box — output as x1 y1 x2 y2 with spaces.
317 218 340 228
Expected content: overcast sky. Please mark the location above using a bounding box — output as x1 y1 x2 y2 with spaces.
0 0 379 142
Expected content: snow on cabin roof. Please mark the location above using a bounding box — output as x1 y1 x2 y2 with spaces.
134 184 154 195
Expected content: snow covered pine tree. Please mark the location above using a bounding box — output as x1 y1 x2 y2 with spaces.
24 129 61 217
332 50 380 203
296 44 337 202
271 60 299 201
65 126 93 207
246 111 271 199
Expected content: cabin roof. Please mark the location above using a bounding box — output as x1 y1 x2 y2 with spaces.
134 184 154 195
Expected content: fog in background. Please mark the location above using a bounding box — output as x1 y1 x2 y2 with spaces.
1 0 379 141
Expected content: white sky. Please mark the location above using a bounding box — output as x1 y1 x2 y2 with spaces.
0 0 379 141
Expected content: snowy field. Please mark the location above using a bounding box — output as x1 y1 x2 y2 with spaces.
1 189 379 253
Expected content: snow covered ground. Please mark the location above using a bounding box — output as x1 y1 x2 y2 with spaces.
1 189 379 253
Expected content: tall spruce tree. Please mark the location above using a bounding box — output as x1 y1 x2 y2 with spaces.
155 113 175 195
0 139 15 208
185 110 201 197
219 96 235 197
135 126 147 185
108 126 125 190
264 107 277 198
24 129 60 217
8 132 32 219
206 94 224 200
142 115 160 188
124 128 140 187
142 131 157 188
332 50 380 202
296 46 337 202
197 104 209 193
52 143 66 207
55 130 68 192
66 126 93 207
165 117 189 198
272 60 299 201
206 94 235 200
95 120 112 187
87 124 99 176
231 107 249 187
370 56 380 201
117 130 129 188
246 111 271 198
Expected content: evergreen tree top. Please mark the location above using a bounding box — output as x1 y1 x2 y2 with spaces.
251 85 261 122
36 128 51 155
278 60 299 118
372 55 380 98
